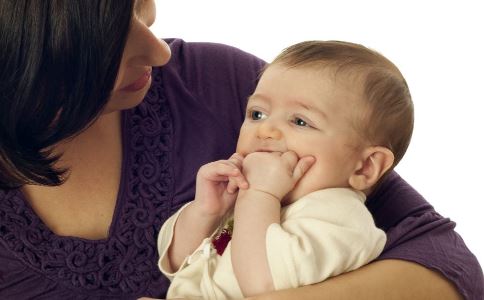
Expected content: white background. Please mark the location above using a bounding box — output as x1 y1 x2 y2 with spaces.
152 0 484 267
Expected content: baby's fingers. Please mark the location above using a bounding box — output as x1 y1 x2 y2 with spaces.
200 161 241 181
292 156 316 181
228 153 244 168
227 177 238 194
226 170 249 194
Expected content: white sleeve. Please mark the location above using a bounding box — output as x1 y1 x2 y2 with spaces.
157 202 191 280
157 203 228 280
266 188 386 290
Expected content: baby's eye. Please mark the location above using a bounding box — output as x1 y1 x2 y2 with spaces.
293 117 309 127
250 110 267 120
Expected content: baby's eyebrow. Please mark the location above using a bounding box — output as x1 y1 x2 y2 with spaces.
282 97 331 121
247 94 328 120
247 93 270 104
290 99 329 120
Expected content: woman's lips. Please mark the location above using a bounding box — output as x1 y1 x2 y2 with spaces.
120 70 152 92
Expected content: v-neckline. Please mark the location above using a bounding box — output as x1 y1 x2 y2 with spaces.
17 110 129 243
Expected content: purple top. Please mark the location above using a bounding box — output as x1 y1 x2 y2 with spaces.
0 39 482 299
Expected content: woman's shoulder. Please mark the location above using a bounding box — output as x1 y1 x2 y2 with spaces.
162 38 266 91
164 38 266 68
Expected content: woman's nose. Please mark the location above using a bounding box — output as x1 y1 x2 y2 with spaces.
124 20 171 68
257 121 282 140
142 36 171 67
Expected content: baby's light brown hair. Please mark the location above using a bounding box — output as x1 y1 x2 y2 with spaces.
271 40 414 169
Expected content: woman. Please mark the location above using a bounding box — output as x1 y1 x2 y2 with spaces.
0 1 481 299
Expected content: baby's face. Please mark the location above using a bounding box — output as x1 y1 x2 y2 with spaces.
236 64 364 204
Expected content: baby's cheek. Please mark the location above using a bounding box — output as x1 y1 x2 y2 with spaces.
235 128 251 154
235 143 248 156
299 166 327 190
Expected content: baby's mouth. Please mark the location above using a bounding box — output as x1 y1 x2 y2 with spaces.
253 148 286 154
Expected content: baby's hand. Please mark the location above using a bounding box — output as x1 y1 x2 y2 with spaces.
193 153 249 217
226 153 246 194
242 151 315 201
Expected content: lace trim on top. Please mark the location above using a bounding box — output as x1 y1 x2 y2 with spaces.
0 67 174 296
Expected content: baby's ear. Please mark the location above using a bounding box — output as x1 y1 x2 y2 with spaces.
349 146 394 193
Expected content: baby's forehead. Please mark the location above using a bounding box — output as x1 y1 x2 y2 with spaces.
267 63 366 92
296 63 366 85
253 65 366 107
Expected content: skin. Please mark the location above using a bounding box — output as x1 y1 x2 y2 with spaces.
166 153 250 272
232 64 393 296
21 0 170 240
247 259 463 300
167 63 394 297
164 63 462 300
16 1 464 299
236 64 376 205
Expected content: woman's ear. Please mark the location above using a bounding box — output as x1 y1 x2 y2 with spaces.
349 146 394 192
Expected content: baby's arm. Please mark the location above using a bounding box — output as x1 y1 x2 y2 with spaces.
231 151 314 297
166 153 248 271
264 189 386 289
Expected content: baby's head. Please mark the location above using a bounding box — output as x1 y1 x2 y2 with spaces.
236 40 413 204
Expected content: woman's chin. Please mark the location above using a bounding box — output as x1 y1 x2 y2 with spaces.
103 85 151 114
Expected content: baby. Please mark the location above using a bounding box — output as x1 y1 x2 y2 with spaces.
158 40 413 299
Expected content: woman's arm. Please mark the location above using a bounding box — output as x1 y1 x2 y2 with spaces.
247 259 462 300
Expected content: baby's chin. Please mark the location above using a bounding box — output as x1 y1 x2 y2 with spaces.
281 186 311 206
280 195 295 206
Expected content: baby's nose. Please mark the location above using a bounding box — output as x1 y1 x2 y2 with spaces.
257 122 282 140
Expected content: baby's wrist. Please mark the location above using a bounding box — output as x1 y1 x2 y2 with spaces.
190 200 226 221
238 188 282 204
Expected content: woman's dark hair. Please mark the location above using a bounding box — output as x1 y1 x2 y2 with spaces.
0 0 134 189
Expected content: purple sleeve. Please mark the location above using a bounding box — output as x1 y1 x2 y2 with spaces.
367 171 484 299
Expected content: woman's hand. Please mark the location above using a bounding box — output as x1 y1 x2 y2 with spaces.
193 153 248 217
